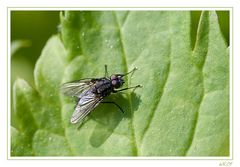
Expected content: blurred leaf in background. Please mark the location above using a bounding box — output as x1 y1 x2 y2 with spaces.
190 11 229 49
11 11 60 86
11 10 229 156
11 11 60 128
216 11 229 45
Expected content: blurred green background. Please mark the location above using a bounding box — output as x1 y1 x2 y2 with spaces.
11 11 60 127
11 10 229 87
11 11 60 87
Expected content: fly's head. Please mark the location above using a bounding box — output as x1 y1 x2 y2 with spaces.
110 74 125 89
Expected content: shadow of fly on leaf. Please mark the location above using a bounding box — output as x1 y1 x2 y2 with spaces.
88 92 142 147
60 65 142 129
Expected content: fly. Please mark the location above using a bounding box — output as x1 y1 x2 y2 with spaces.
61 65 141 124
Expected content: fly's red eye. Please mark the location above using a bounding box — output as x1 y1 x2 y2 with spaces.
112 79 121 88
110 75 117 80
111 79 117 85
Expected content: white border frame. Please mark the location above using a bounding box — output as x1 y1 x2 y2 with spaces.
7 7 233 160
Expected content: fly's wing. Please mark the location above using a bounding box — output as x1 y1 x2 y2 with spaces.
71 90 103 124
61 79 96 97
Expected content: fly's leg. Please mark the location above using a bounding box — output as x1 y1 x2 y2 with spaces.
104 64 109 78
114 85 142 93
118 67 138 86
118 67 138 80
101 101 124 113
124 67 138 78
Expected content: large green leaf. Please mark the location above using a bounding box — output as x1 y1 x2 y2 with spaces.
11 11 229 156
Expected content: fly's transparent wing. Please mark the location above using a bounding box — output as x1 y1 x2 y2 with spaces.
71 90 103 124
61 79 96 97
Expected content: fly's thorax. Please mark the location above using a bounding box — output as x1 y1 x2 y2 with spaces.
92 79 113 97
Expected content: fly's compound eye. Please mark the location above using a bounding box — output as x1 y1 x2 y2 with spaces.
110 75 117 80
111 79 121 88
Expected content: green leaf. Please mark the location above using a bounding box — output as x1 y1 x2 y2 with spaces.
11 40 31 56
32 130 72 156
11 11 229 156
12 79 39 156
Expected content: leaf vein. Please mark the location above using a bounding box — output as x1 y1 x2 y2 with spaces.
122 11 130 28
184 12 209 155
140 45 171 146
113 11 138 156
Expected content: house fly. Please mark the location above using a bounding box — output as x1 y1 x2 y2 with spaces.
61 65 141 124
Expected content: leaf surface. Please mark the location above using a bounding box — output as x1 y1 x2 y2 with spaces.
11 11 229 156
